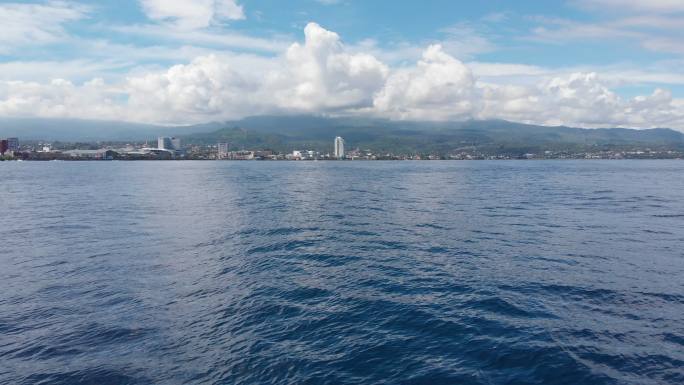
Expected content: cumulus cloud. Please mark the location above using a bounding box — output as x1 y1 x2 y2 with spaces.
267 23 388 112
373 45 476 120
113 23 388 123
478 83 543 123
125 54 264 123
1 22 683 130
140 0 245 30
543 72 621 124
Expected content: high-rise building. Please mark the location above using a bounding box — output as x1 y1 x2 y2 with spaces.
0 140 7 155
7 138 18 152
334 136 345 159
218 143 229 159
171 137 181 150
158 136 180 151
158 136 172 150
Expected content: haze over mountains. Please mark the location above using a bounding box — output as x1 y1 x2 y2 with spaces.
2 116 683 154
0 118 222 142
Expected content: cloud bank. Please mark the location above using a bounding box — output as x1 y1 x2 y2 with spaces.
0 20 683 130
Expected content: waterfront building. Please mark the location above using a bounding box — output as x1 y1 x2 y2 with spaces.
233 151 255 160
334 136 345 159
0 140 7 155
63 149 117 160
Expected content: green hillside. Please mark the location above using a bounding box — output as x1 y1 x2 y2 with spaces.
181 116 684 155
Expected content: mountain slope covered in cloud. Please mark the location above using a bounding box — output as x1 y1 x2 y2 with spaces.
0 118 221 141
3 115 683 154
182 115 684 154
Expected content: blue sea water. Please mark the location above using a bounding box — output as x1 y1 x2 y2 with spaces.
1 160 683 385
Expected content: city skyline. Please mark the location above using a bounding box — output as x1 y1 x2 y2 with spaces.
1 1 684 130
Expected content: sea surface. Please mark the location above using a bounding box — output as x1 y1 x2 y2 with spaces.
1 160 684 385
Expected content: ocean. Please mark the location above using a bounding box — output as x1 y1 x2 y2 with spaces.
1 160 683 385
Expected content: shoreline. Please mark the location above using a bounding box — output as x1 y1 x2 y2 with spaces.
2 158 683 162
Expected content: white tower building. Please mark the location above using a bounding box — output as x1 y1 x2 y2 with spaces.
334 136 345 159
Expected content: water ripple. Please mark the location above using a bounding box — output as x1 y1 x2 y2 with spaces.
2 160 684 385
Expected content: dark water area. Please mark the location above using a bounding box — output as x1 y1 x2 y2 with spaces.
1 160 683 385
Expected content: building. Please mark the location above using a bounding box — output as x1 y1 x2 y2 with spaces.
158 136 172 150
254 150 274 158
157 136 181 151
138 147 174 158
334 136 345 159
233 151 254 160
171 137 181 151
0 140 7 155
218 143 230 159
63 149 118 160
7 138 18 152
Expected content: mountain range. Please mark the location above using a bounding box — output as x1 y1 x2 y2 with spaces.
184 116 684 154
2 116 683 154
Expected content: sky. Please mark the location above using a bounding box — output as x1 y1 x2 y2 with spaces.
1 0 684 129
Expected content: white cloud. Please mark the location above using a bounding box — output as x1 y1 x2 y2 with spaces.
0 1 89 53
139 0 245 30
0 59 135 83
468 62 550 78
478 72 684 129
438 23 498 59
528 13 684 56
1 23 684 130
572 0 684 14
110 22 388 123
0 78 124 120
268 23 388 112
112 23 289 53
542 72 622 125
125 55 261 123
373 45 476 120
358 22 498 65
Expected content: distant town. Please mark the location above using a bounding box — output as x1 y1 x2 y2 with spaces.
1 135 683 161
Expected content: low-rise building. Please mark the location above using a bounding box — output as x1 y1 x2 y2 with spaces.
63 149 118 160
7 138 18 152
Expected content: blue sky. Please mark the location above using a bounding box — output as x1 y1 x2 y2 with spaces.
1 0 683 129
